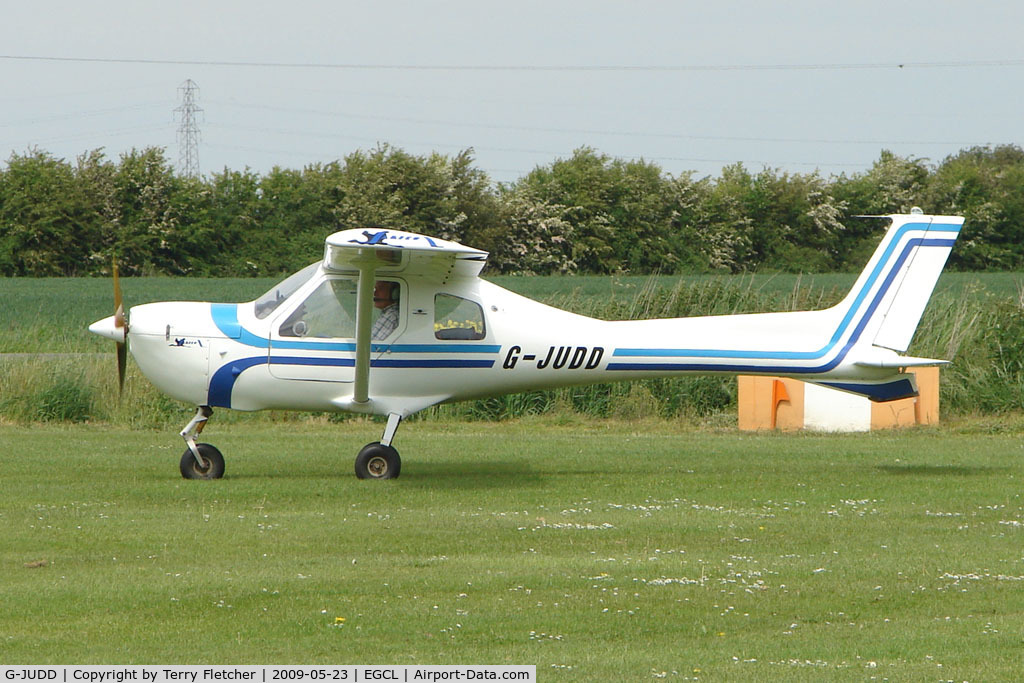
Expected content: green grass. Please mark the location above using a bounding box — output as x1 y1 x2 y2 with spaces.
1 420 1022 679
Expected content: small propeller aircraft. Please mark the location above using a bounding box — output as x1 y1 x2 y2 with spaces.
89 211 962 480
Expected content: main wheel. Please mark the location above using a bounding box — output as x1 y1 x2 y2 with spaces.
355 442 401 480
180 443 225 480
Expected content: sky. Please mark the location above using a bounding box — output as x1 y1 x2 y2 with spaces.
1 1 1022 184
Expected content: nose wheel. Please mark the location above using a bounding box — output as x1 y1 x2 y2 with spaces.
180 443 225 479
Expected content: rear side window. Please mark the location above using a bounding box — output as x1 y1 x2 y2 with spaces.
434 294 485 340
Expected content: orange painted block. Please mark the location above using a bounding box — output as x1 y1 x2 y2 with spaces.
774 378 804 431
737 376 803 431
737 376 768 430
912 366 940 425
870 396 918 429
870 367 940 428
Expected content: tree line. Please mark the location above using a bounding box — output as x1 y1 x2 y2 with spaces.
2 143 1023 277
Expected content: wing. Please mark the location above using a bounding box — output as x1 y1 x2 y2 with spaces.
323 228 489 406
324 228 488 282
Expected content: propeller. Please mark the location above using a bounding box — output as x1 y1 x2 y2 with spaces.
112 259 127 394
87 256 132 396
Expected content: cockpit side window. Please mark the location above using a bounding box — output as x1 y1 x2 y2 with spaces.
279 279 358 338
254 262 320 320
434 294 486 340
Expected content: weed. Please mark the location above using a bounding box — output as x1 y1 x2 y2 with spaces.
33 374 94 422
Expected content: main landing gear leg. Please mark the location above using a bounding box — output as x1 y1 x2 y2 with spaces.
179 405 224 480
355 413 402 480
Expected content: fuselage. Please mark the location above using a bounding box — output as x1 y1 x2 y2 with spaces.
117 272 879 420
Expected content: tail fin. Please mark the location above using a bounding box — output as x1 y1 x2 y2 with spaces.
814 212 962 402
835 212 963 354
604 211 961 401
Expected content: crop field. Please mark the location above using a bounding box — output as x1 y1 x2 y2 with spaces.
1 420 1023 679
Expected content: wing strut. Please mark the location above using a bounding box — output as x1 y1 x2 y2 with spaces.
352 252 377 405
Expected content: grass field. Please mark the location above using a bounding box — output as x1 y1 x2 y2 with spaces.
2 419 1023 679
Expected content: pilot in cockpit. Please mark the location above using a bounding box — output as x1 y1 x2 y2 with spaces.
371 280 400 340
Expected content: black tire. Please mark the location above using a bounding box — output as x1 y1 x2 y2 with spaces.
355 442 401 480
180 443 225 480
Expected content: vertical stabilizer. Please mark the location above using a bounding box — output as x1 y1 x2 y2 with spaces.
866 214 963 352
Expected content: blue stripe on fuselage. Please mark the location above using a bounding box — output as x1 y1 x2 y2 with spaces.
208 357 268 408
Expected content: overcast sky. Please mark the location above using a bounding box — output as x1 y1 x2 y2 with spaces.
1 1 1021 183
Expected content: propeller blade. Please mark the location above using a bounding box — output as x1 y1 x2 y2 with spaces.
113 260 125 332
112 256 128 396
116 341 127 394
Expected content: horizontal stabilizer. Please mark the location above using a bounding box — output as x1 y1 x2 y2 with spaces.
852 345 950 370
812 374 919 402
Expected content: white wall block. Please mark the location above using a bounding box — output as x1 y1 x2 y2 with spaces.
803 383 871 432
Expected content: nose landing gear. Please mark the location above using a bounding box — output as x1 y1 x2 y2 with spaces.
179 406 224 480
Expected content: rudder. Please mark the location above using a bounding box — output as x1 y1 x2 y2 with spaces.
835 213 963 355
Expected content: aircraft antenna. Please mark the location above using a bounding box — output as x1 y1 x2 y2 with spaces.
174 79 203 178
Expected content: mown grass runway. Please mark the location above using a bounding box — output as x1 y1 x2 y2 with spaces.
2 420 1022 680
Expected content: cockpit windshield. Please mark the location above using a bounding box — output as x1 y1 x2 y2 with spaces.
254 262 320 319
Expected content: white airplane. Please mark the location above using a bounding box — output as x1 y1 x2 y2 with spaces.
89 211 962 480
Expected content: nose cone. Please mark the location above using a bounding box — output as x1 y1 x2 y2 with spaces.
88 315 126 342
128 301 214 406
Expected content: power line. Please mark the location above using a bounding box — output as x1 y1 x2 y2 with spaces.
2 53 1024 72
10 124 169 147
204 125 874 171
207 101 990 148
0 102 170 128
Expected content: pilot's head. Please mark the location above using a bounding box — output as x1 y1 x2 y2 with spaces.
373 281 398 309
